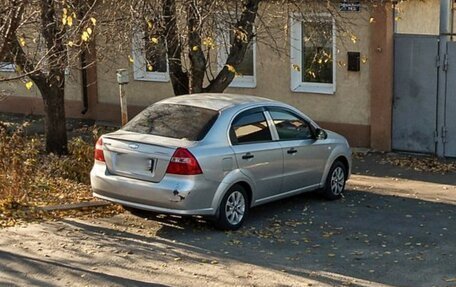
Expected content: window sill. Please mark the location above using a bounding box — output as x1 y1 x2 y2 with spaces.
291 82 335 95
133 72 170 83
229 77 257 89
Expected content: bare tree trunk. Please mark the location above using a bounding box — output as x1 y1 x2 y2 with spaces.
39 81 68 154
187 2 206 93
204 0 261 92
163 0 189 95
38 0 68 154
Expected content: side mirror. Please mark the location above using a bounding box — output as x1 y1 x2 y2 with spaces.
316 128 327 140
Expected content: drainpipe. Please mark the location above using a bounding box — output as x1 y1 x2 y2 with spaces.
80 50 89 115
437 0 452 156
440 0 452 37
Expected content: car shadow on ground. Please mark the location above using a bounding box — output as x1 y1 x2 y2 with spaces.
15 188 451 287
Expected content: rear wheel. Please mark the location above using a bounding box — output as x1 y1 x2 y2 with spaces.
322 161 347 200
214 184 249 230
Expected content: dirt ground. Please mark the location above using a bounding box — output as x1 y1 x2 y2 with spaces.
1 154 455 287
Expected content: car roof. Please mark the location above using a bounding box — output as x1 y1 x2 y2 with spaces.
158 93 278 111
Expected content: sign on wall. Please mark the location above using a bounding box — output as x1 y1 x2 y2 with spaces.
340 0 361 12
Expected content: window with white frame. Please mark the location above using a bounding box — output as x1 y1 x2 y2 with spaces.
217 20 256 88
132 23 169 82
290 14 336 94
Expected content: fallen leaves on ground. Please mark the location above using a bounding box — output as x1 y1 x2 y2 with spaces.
380 154 456 174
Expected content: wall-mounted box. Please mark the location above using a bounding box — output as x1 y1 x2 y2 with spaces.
347 52 361 72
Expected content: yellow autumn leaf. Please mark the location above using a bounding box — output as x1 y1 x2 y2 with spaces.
63 8 67 15
67 16 73 27
62 17 67 26
369 17 375 23
361 56 368 64
192 46 199 52
25 81 33 90
147 64 153 71
151 37 159 44
19 37 26 47
202 37 215 49
147 20 153 29
128 55 134 63
225 64 236 74
86 27 92 35
81 31 90 41
350 34 358 44
15 65 22 73
292 64 301 72
90 17 97 26
67 41 74 47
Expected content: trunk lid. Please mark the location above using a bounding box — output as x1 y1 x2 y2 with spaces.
102 131 195 182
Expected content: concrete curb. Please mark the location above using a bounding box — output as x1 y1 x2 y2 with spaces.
40 201 111 212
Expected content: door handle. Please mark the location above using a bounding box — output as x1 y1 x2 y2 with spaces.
242 153 254 160
287 148 298 154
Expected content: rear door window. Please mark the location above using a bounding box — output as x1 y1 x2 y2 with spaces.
231 109 272 144
122 104 219 141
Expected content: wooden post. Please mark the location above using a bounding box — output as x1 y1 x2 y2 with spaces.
116 69 129 126
119 84 128 126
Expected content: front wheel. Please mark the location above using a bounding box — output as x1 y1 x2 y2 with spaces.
322 161 347 200
214 184 249 230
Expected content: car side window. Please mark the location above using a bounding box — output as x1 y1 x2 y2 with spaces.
269 109 314 140
231 109 272 144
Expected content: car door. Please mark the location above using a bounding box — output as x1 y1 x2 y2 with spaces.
267 107 330 193
229 108 284 201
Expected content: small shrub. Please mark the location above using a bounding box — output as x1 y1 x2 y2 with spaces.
0 122 40 204
43 137 94 184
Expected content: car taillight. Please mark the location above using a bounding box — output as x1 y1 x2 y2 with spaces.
94 137 105 162
166 148 202 175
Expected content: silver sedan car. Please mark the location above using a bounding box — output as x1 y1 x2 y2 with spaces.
91 93 351 230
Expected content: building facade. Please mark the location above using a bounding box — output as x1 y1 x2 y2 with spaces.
0 2 395 150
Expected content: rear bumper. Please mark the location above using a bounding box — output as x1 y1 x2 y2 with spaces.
90 163 217 216
93 192 214 215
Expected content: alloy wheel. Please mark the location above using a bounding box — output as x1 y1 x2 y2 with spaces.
330 166 345 195
225 191 246 225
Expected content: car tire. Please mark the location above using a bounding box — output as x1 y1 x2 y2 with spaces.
322 161 347 200
214 184 249 231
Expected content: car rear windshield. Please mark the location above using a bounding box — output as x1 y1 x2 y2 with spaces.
122 103 219 141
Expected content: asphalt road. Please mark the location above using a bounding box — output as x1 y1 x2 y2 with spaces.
0 184 455 287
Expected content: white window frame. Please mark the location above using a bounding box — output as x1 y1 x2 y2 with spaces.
290 14 336 95
132 31 169 82
0 62 15 72
216 19 257 89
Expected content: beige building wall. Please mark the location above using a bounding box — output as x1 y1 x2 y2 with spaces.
395 0 440 35
0 68 83 103
96 54 173 107
95 11 372 127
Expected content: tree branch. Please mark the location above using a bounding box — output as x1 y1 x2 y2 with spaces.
0 0 26 62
